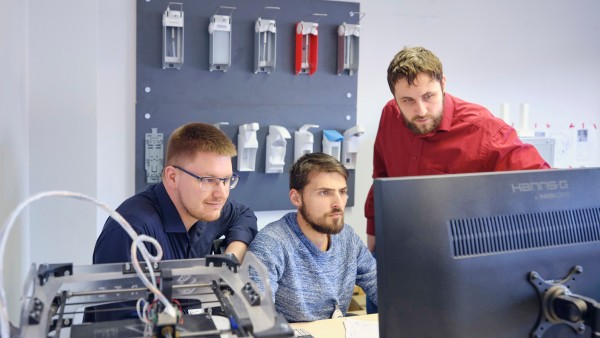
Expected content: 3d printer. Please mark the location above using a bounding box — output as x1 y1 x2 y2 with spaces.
0 191 294 338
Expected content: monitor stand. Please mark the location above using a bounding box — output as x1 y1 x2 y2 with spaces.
529 265 600 338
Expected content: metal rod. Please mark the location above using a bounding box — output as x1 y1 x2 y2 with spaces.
65 282 213 297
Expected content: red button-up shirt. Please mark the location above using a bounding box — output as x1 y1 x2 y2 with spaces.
365 93 550 235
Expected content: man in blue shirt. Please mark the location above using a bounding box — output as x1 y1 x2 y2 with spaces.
93 122 257 264
249 153 377 322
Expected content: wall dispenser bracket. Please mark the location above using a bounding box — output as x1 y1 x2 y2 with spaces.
342 124 364 169
145 128 164 183
213 122 229 130
295 14 326 75
162 2 184 69
266 125 291 174
209 6 235 72
337 22 360 75
294 124 319 162
322 129 344 162
518 103 535 137
255 7 279 74
237 123 259 172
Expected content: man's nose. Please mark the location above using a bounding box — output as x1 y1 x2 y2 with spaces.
414 99 428 116
212 180 228 197
331 192 345 208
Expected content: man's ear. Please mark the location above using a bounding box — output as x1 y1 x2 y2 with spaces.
289 189 302 207
162 166 177 188
441 74 446 92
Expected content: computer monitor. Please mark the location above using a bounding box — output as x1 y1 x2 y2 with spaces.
374 168 600 338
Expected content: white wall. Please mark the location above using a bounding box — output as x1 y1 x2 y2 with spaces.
1 0 599 325
28 0 99 267
350 0 600 239
96 1 136 235
1 0 30 323
348 0 600 240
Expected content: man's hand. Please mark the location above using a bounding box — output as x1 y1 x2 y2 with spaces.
225 240 249 263
367 235 376 253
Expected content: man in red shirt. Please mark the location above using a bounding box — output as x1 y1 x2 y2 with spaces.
365 46 550 253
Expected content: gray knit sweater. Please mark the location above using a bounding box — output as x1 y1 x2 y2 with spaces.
248 212 377 322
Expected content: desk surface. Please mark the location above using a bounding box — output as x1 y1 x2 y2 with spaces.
290 314 378 338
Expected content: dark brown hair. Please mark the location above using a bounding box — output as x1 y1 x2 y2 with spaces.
387 46 443 94
289 153 348 191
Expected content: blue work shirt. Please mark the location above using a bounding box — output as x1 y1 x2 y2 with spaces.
93 182 257 264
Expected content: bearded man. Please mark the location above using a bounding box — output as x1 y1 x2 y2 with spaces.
365 46 551 253
249 152 377 322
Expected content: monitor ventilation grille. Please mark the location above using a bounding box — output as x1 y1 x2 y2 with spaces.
449 208 600 258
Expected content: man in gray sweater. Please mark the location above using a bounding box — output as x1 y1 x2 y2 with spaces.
249 153 377 322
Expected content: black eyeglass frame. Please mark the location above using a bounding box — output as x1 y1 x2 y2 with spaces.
172 165 240 190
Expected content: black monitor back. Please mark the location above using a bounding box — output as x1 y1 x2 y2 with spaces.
374 168 600 338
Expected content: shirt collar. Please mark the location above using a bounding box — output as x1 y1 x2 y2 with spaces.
437 92 454 132
155 182 188 233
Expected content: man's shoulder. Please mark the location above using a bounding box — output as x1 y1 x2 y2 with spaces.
336 222 354 234
260 216 293 236
449 94 506 131
249 222 289 258
218 199 256 222
252 214 294 244
117 192 159 215
336 224 362 245
112 188 163 228
382 98 399 114
450 94 491 116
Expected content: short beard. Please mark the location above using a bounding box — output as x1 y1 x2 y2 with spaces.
299 204 344 235
400 92 445 135
402 110 444 135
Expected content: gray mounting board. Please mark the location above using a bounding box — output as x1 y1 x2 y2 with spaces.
136 0 360 211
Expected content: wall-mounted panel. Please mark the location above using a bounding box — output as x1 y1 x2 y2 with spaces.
136 0 361 211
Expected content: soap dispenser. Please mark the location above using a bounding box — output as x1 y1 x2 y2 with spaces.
237 123 259 172
294 124 319 162
322 129 344 162
266 125 291 173
342 125 365 169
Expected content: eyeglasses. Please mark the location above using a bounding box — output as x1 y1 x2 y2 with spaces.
173 165 240 191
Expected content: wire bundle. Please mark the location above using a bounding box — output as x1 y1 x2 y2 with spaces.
0 191 174 338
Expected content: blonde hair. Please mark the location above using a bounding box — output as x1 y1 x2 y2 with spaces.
165 122 236 165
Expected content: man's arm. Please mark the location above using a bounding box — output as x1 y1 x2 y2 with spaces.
219 200 258 260
248 231 285 300
364 185 377 252
367 234 376 253
488 125 551 171
365 102 395 252
93 217 138 264
225 240 248 263
355 234 378 307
